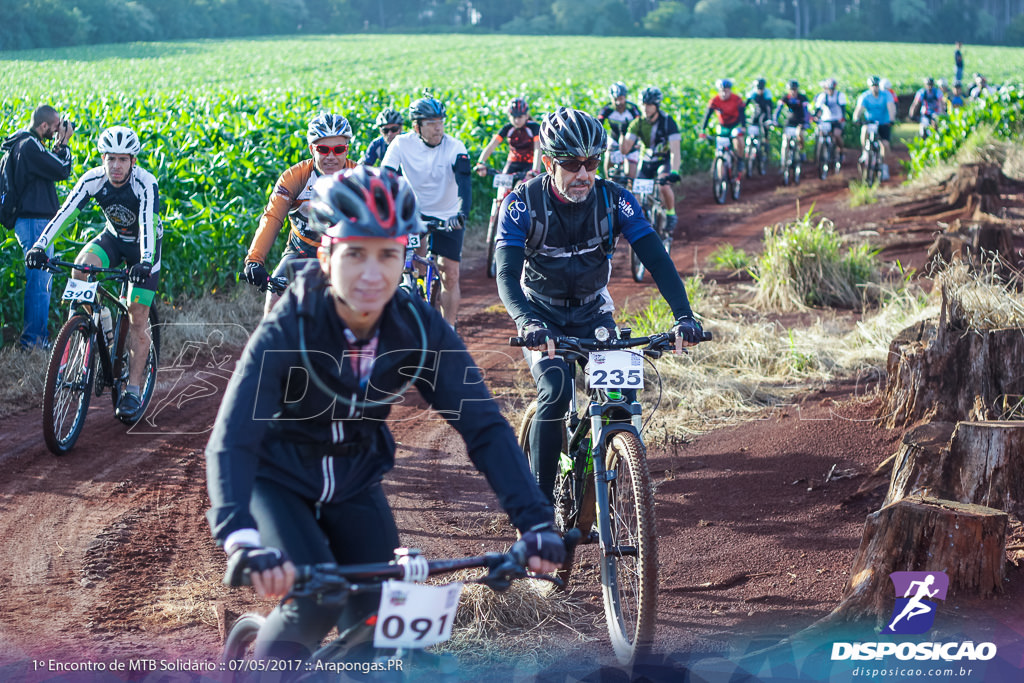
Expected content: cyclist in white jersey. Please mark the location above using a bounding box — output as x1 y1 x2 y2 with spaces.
812 78 848 165
381 94 472 328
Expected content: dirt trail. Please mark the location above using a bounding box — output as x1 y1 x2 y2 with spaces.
1 151 1022 681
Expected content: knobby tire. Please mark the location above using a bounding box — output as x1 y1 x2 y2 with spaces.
712 158 727 204
222 613 265 679
42 315 96 455
601 431 657 664
485 209 499 279
112 305 161 425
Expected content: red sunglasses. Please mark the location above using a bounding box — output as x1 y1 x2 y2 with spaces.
315 143 349 155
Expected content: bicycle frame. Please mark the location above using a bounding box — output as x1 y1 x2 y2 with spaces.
400 221 449 306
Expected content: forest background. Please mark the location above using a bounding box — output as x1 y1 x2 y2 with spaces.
4 0 1024 52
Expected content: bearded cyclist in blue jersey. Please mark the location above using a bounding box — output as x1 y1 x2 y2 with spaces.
359 108 404 166
596 82 642 179
852 76 897 181
206 165 565 664
493 107 702 504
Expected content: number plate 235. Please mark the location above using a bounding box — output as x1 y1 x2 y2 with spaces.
587 350 644 389
373 580 463 649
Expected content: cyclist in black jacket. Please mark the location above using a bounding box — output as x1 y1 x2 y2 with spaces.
206 166 564 662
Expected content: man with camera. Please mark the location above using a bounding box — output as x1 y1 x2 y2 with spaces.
2 105 74 351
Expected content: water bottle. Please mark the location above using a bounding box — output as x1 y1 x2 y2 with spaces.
99 306 113 345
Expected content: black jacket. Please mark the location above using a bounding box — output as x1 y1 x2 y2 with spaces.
206 262 553 544
2 129 72 220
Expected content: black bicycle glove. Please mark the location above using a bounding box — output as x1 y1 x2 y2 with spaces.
519 321 552 348
244 261 270 287
515 523 566 566
223 545 289 587
128 261 152 284
446 213 466 231
667 171 681 183
25 248 48 270
672 316 704 344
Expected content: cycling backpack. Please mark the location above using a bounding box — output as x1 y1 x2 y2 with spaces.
0 143 19 231
521 176 618 260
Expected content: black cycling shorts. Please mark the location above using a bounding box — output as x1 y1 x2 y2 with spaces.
424 216 464 262
637 160 670 180
82 230 161 304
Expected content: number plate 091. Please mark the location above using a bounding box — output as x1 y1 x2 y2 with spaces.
587 350 644 389
373 580 463 649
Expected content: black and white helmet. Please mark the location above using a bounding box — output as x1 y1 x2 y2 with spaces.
306 111 352 144
375 107 403 128
641 86 662 105
97 126 141 155
609 82 628 99
539 107 607 159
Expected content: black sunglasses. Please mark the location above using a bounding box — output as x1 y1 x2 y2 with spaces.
381 125 402 134
554 156 601 173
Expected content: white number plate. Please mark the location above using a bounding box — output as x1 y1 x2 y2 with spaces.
492 173 514 189
373 580 463 649
587 350 644 390
819 121 833 133
632 178 654 196
783 126 799 138
715 136 731 151
407 234 421 248
61 279 98 303
747 125 760 136
865 122 879 135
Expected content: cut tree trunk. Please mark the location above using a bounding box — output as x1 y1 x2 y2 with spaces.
885 421 1024 520
894 162 1006 222
926 219 1017 273
835 496 1007 624
877 318 1024 429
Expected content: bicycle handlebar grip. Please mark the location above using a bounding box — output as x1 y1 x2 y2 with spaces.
509 337 526 347
701 330 713 342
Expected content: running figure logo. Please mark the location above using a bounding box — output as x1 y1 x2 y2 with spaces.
881 571 949 635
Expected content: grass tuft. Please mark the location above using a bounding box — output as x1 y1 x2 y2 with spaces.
707 244 753 271
847 179 879 207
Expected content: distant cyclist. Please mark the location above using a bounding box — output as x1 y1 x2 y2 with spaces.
359 107 404 166
25 126 161 423
852 75 897 180
243 111 356 315
382 93 472 327
948 81 966 109
969 73 995 99
700 78 747 173
620 86 681 234
474 97 541 177
745 77 775 130
909 77 947 137
596 81 642 178
812 77 848 165
774 80 811 161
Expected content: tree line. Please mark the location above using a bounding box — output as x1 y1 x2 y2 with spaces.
3 0 1024 51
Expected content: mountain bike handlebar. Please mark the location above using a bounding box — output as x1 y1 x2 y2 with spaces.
508 329 713 354
43 258 128 281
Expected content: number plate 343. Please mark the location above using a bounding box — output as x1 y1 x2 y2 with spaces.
587 350 644 389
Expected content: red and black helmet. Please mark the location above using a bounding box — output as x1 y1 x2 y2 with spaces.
508 97 529 117
310 166 425 243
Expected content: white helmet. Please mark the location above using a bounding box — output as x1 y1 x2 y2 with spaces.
306 111 352 144
97 126 141 155
881 78 893 90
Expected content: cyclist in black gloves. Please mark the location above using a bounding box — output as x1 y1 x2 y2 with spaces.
494 107 703 503
206 166 564 662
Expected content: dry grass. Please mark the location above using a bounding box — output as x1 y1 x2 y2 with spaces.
936 258 1024 330
142 570 223 631
433 572 599 671
910 131 1024 188
0 346 48 418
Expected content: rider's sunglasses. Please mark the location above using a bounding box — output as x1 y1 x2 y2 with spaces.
381 125 402 134
315 143 349 155
554 156 601 173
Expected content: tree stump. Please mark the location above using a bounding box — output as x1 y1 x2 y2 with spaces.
926 219 1016 273
893 162 1007 222
835 496 1006 624
885 421 1024 520
877 319 1024 429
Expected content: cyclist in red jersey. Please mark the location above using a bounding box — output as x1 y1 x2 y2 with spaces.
700 79 747 172
475 98 541 178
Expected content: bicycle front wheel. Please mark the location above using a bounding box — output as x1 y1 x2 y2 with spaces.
485 210 499 279
712 158 727 204
630 246 645 283
112 305 161 424
43 315 96 455
818 141 830 180
222 613 265 669
600 431 657 663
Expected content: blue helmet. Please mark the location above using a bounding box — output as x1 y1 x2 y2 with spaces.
409 96 446 122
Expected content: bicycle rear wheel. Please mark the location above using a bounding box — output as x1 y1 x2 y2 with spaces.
600 431 657 664
42 315 96 455
818 140 830 180
712 158 727 204
758 143 769 175
222 613 265 670
781 145 792 186
731 169 742 201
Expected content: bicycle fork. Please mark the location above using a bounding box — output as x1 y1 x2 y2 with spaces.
590 402 643 561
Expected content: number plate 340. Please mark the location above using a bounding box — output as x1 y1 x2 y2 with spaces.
587 350 644 389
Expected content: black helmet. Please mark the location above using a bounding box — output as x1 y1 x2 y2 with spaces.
375 107 403 128
539 107 607 159
925 77 935 87
787 79 800 90
310 166 425 242
508 97 529 117
755 78 767 90
867 75 881 87
609 82 628 99
640 86 662 105
409 95 446 122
